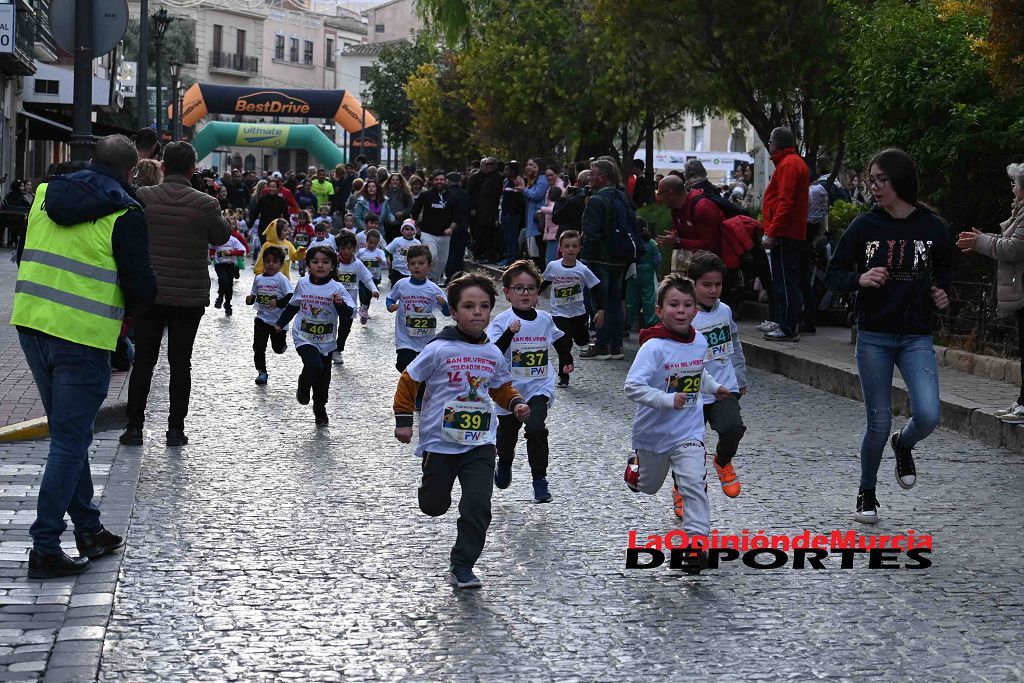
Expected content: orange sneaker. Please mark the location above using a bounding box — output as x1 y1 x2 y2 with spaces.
671 483 683 519
714 459 741 498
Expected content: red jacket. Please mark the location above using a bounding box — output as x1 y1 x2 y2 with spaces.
762 148 810 240
671 189 725 255
720 215 759 269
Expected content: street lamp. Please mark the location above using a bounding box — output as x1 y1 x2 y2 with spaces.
151 8 173 136
168 59 182 141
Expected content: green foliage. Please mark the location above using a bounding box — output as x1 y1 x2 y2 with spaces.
405 59 477 170
364 36 439 150
828 200 868 239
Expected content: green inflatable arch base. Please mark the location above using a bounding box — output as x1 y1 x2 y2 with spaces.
191 121 344 168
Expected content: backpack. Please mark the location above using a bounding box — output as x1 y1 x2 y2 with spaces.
689 191 765 268
592 189 645 265
817 176 850 206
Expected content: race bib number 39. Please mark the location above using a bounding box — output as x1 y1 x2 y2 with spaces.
511 346 548 377
442 400 492 444
703 324 733 359
405 314 437 336
667 371 702 408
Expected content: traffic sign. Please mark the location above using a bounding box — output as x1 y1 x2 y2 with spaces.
50 0 128 56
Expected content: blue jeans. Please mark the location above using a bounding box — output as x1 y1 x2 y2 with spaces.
501 214 522 263
855 330 940 489
18 331 110 553
769 237 803 336
590 263 625 352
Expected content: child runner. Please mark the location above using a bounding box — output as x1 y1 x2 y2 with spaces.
486 260 571 503
625 217 660 331
623 274 731 574
683 250 748 510
246 246 293 385
333 231 379 365
227 212 250 276
393 273 531 589
360 213 382 250
385 219 422 286
274 246 354 426
387 245 449 372
309 220 338 252
255 218 302 278
291 210 316 277
314 203 333 227
212 232 246 316
540 230 603 387
356 228 385 324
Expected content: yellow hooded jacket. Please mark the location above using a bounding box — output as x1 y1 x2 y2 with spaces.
254 219 303 277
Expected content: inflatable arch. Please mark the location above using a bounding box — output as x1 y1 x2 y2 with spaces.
190 121 344 166
177 83 381 162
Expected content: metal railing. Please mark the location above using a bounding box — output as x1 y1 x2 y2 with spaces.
935 278 1018 358
209 51 257 73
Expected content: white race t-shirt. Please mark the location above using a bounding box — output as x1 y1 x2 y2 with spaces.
214 236 245 264
336 259 378 317
624 335 720 453
250 272 293 325
384 236 421 275
542 259 600 318
406 336 512 456
389 278 448 351
357 247 385 282
693 301 747 398
486 308 563 412
309 234 337 252
289 276 355 354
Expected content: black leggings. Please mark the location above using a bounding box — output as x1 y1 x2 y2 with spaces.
253 318 287 373
552 314 589 382
296 345 332 407
496 395 550 480
336 317 354 352
359 282 379 308
214 263 236 299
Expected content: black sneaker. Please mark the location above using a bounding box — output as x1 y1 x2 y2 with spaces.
314 405 329 427
214 294 223 309
27 549 89 579
532 477 552 503
799 323 817 335
892 431 917 489
75 527 126 559
224 302 233 317
449 565 483 589
609 348 625 360
556 377 569 388
166 428 189 447
119 426 143 446
297 380 311 405
854 487 880 524
255 372 268 385
579 346 610 360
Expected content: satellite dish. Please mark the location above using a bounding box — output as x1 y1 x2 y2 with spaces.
50 0 129 56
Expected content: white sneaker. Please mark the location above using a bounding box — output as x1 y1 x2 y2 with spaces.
994 402 1021 417
333 352 344 365
999 403 1024 423
758 320 781 333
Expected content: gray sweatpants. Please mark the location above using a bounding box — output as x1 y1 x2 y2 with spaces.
635 440 710 537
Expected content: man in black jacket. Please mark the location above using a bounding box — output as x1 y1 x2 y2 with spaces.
552 169 590 236
411 170 457 282
466 157 503 262
445 172 471 277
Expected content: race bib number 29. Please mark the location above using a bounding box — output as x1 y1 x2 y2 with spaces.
667 371 702 408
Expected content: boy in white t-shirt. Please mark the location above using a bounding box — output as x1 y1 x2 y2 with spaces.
308 221 337 252
623 274 731 574
273 246 355 426
386 245 449 372
385 219 422 285
486 260 572 503
245 246 293 386
393 273 530 589
356 229 385 324
332 231 378 365
540 230 603 386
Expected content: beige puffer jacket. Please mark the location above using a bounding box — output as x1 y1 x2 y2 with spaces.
136 175 230 308
975 199 1024 315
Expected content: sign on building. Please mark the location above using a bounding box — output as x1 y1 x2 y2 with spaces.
0 5 16 55
117 60 137 97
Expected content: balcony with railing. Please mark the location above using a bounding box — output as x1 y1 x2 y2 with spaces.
32 0 56 63
209 50 258 75
0 4 37 76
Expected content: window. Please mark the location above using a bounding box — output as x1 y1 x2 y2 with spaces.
289 37 299 62
692 125 705 152
360 66 372 82
236 29 246 59
325 37 335 68
729 129 746 153
34 79 59 95
274 35 284 60
213 24 222 54
303 40 313 65
375 24 385 33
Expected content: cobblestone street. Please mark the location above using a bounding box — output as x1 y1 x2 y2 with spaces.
5 267 1023 681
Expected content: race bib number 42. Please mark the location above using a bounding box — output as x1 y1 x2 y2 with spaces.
442 399 492 444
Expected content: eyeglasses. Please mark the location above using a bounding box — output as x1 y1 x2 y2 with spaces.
866 175 890 189
509 285 537 295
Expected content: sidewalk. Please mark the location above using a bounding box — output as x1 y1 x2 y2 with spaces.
0 250 130 441
468 260 1024 453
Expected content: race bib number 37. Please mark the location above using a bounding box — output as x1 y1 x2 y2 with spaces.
511 346 548 377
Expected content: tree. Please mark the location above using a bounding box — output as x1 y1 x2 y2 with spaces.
405 57 477 169
363 35 439 151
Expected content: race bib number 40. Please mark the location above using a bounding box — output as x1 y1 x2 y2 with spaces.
300 319 334 339
703 324 733 359
441 399 492 444
405 314 437 336
667 371 702 408
511 346 548 377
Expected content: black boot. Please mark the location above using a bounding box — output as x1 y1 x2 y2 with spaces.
166 428 189 447
75 527 126 559
27 549 89 579
215 294 223 309
119 425 143 446
314 404 328 426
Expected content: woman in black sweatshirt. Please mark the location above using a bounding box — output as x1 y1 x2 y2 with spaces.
825 148 954 525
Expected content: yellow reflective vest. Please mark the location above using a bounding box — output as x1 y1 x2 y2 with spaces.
10 184 127 351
